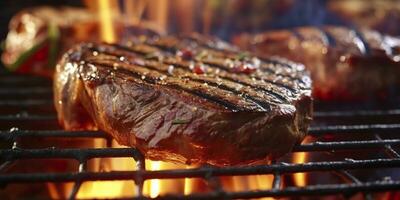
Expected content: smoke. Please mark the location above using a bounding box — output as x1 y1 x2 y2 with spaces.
209 0 349 40
269 0 347 29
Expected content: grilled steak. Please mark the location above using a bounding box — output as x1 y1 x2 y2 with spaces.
54 34 312 166
235 26 400 100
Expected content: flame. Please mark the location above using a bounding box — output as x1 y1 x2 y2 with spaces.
77 181 127 198
293 136 313 187
144 161 162 198
254 175 274 200
148 0 169 33
46 138 132 199
47 139 277 199
184 165 194 195
143 160 186 197
231 176 274 200
47 182 63 199
293 152 307 186
218 161 274 200
76 139 135 198
97 0 116 43
123 0 148 25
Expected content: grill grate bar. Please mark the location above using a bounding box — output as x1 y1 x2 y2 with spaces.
134 154 146 198
1 158 399 184
335 170 361 184
169 181 400 200
2 138 399 162
0 76 50 84
335 170 375 199
308 124 400 135
374 134 400 158
0 113 56 121
0 130 108 141
0 99 53 106
1 124 400 139
272 172 281 190
68 161 87 200
205 175 224 196
293 139 400 151
1 140 400 163
0 148 143 161
0 87 52 95
0 160 14 172
314 109 400 118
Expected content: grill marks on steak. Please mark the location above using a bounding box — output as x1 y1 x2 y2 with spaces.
78 39 309 112
55 35 312 166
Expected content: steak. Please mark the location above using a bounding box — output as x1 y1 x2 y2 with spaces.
234 26 400 100
54 34 312 166
2 6 158 77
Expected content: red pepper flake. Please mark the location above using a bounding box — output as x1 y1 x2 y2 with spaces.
177 49 194 60
232 63 257 74
192 64 206 74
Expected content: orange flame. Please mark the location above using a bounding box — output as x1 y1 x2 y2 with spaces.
293 152 307 187
144 161 162 198
184 165 195 195
97 0 116 43
143 161 186 197
231 175 274 200
293 136 313 187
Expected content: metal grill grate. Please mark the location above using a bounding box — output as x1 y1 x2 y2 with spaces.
0 73 400 200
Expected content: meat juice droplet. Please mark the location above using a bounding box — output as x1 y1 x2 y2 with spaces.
177 49 193 60
113 63 119 70
9 127 19 132
168 65 174 75
232 63 257 74
192 64 206 74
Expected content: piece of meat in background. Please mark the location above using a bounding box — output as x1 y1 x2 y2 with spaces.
1 6 159 77
234 26 400 101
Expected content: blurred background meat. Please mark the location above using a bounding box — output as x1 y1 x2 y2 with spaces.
234 26 400 101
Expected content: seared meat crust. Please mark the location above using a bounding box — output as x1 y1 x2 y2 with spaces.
54 34 312 166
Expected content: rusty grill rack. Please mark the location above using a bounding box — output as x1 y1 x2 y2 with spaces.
0 73 400 200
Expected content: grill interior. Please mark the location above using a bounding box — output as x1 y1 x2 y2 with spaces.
1 71 400 200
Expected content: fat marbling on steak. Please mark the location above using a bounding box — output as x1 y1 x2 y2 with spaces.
54 34 313 166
